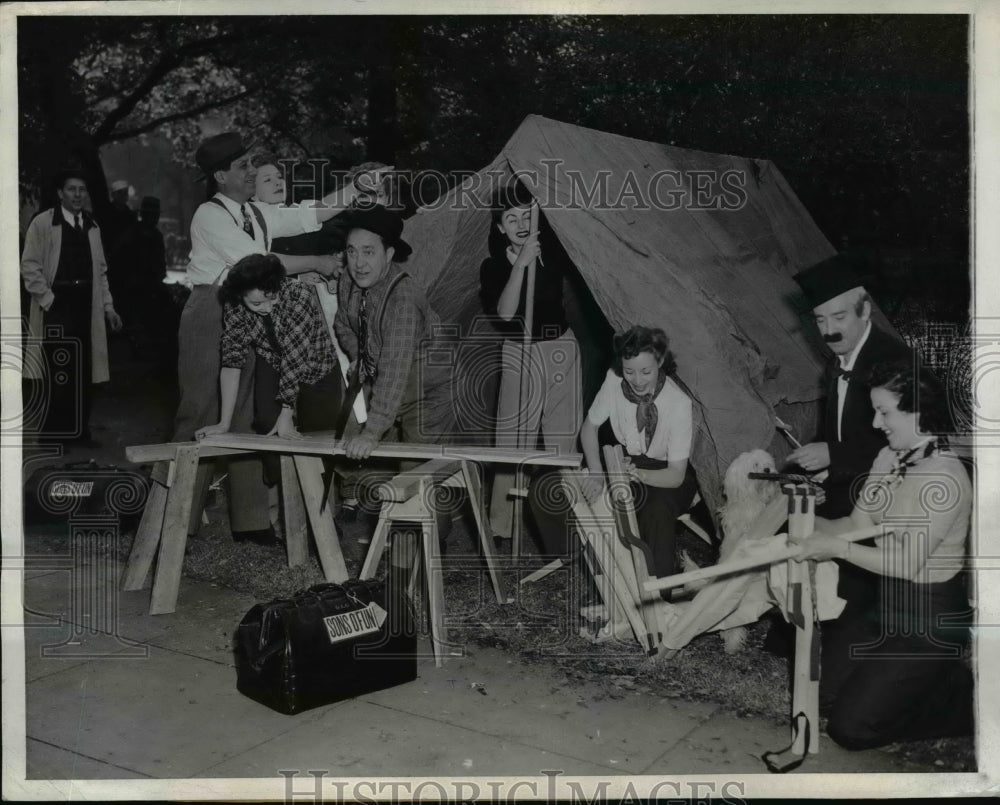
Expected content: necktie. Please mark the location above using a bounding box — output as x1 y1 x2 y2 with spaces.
240 204 255 240
74 214 83 233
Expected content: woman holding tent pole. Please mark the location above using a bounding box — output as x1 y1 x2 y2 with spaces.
579 326 699 580
479 183 582 545
792 361 974 749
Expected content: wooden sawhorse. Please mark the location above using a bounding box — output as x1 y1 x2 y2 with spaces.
124 434 583 617
358 458 507 666
121 441 347 615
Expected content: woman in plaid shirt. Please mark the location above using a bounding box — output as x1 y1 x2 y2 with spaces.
196 253 343 442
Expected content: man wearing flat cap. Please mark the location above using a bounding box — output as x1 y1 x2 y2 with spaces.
178 131 385 544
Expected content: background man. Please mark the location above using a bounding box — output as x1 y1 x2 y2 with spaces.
21 168 123 445
110 195 168 355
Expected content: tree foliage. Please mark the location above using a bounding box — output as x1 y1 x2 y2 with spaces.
18 14 968 316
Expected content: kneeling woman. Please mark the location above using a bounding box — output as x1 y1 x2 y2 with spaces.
579 325 698 579
793 361 973 750
197 253 343 443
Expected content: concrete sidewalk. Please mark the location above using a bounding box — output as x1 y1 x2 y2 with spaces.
14 554 935 786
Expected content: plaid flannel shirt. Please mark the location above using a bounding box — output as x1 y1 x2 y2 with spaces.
221 278 338 407
334 264 439 440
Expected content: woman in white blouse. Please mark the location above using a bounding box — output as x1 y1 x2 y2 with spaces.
578 325 699 580
793 361 973 749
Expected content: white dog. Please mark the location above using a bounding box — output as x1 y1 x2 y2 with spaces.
681 449 781 653
717 449 781 561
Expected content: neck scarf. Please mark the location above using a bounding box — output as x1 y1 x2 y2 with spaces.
621 369 667 451
876 438 939 493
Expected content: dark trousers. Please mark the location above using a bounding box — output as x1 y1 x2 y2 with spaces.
40 287 93 438
631 457 698 578
528 455 698 578
821 574 974 749
174 285 269 535
252 355 344 483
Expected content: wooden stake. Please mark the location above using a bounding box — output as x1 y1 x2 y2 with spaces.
511 200 541 558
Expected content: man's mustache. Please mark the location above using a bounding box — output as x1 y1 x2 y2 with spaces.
823 333 844 343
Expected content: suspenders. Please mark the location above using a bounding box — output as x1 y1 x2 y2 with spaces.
207 197 269 244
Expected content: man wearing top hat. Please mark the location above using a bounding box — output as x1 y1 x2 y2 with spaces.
789 254 914 519
789 254 913 625
179 131 385 544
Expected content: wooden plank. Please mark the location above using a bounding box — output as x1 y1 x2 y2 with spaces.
511 465 525 559
126 443 246 464
643 521 888 593
150 446 200 615
460 460 507 603
382 458 463 503
293 454 348 583
359 512 393 579
150 460 170 487
520 558 564 585
129 434 582 467
280 455 309 568
121 475 167 591
421 518 447 667
603 445 668 647
562 471 650 651
787 486 820 756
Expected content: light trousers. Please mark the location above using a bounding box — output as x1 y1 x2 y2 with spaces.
489 332 581 536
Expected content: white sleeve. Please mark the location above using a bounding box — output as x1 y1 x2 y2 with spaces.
259 202 322 241
587 370 618 426
664 393 693 462
190 203 265 269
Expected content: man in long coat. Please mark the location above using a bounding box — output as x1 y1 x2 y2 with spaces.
21 168 123 444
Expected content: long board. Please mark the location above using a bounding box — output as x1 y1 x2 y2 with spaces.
127 433 582 468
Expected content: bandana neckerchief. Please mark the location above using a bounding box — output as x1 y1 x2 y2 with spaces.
874 438 939 493
621 369 667 452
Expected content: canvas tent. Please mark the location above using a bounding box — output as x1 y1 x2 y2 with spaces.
401 115 842 514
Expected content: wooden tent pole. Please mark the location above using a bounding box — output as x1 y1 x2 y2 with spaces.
511 200 540 556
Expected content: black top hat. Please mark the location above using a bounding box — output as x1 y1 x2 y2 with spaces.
195 132 253 181
344 205 412 260
793 253 866 308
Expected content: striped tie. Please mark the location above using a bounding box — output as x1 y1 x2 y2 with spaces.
240 204 255 240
